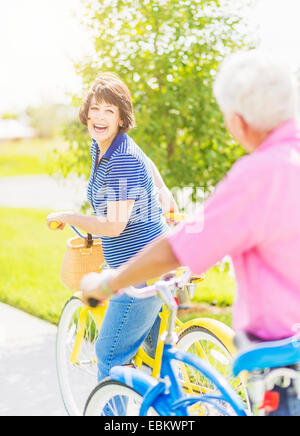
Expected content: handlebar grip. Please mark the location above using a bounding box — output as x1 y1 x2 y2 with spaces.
88 298 100 308
49 221 61 230
164 212 187 223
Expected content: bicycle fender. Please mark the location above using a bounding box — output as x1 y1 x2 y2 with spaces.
109 366 157 396
179 317 236 355
109 367 171 415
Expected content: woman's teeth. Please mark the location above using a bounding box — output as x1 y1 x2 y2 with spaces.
94 124 107 133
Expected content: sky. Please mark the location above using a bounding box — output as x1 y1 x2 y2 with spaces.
1 0 300 114
250 0 300 69
0 0 93 113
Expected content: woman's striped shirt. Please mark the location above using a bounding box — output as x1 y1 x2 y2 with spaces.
87 133 168 268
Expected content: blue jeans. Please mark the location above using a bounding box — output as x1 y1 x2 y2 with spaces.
95 288 162 416
267 386 300 416
96 288 163 383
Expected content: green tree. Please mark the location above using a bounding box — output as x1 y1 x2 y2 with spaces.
58 0 253 197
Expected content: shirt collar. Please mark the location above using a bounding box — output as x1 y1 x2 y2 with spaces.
258 119 300 153
92 133 126 160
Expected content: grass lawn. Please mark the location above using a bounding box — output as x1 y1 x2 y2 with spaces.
0 207 73 324
0 138 68 177
0 206 234 327
193 265 236 307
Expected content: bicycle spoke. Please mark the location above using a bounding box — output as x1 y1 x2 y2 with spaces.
57 298 100 416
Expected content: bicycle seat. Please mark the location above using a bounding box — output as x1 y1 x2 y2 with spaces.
232 332 300 377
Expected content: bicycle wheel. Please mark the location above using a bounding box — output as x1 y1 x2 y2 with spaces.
56 297 100 416
84 380 159 416
177 325 250 415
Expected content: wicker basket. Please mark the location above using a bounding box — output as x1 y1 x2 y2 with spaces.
60 234 104 292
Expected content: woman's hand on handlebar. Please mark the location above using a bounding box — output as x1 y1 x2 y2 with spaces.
46 211 73 230
164 212 187 227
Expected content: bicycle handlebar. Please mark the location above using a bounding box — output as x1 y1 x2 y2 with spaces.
49 222 101 239
68 225 102 240
87 268 192 308
125 268 191 298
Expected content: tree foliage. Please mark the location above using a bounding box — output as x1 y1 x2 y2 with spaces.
58 0 253 197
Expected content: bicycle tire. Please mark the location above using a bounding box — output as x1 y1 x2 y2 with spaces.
56 297 100 416
177 325 250 414
56 300 249 416
84 379 159 416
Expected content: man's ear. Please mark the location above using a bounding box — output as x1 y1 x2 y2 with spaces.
232 113 248 137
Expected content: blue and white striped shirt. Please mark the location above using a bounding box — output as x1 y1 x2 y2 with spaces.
87 133 168 268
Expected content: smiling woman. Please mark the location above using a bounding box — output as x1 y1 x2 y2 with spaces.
79 72 135 140
86 99 127 151
46 71 178 395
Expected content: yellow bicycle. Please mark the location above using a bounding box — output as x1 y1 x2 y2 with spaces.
56 276 245 416
51 215 247 416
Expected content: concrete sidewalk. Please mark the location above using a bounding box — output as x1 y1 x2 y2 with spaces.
0 175 85 415
0 303 67 416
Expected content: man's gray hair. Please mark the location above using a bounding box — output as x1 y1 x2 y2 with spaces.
213 50 298 131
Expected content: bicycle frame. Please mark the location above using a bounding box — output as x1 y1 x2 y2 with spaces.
68 294 170 377
109 344 247 416
69 298 108 365
69 292 237 379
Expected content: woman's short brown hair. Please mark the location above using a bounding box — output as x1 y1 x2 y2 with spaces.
79 72 135 133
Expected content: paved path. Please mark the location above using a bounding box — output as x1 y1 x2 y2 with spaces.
0 175 87 210
0 175 88 415
0 303 67 416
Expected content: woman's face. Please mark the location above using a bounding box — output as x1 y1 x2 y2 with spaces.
87 96 123 147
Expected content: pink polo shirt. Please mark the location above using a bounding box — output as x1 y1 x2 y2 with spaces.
168 120 300 340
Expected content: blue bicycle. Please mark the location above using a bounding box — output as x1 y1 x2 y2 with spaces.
83 271 248 416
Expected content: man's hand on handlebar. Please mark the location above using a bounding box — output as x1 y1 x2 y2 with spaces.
80 270 116 307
